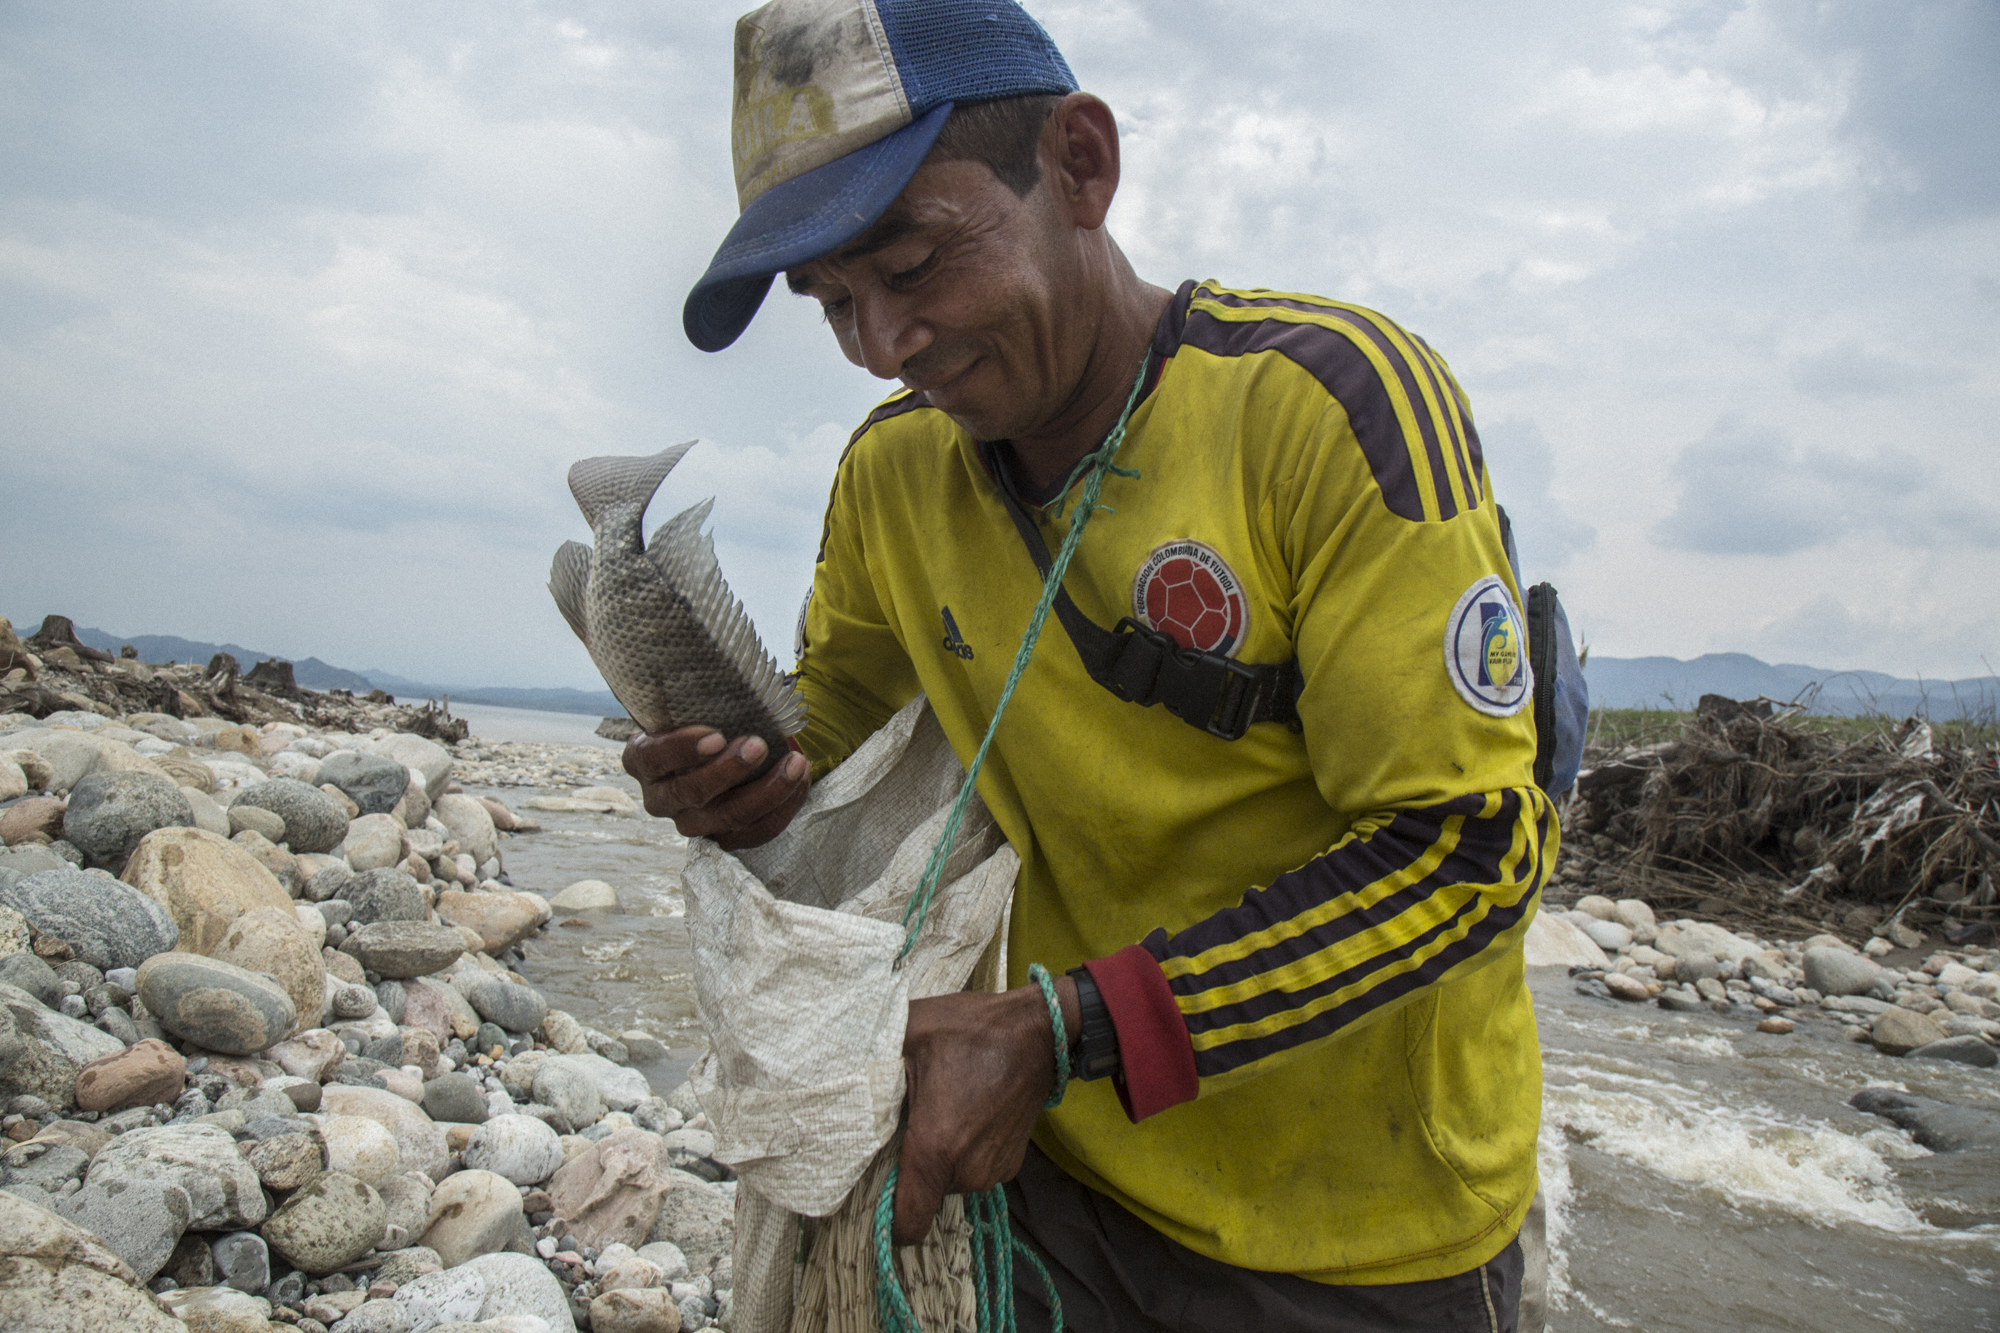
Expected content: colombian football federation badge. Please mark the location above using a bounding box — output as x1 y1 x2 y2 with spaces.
1132 540 1248 657
1445 575 1532 716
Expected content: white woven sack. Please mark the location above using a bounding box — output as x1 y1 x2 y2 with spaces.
681 697 1017 1333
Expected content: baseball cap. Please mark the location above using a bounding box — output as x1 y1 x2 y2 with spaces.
684 0 1077 352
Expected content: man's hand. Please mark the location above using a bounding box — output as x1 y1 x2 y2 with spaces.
621 727 809 850
893 976 1080 1245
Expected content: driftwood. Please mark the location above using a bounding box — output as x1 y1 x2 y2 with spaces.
1564 694 2000 937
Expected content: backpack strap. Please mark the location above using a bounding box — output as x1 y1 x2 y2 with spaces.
990 465 1303 741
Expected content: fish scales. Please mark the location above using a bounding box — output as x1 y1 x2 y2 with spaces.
548 442 804 750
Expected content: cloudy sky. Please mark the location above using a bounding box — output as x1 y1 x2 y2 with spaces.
3 0 1995 689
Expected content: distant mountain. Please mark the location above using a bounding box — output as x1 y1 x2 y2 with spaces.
66 626 375 692
1584 652 1998 719
362 673 620 717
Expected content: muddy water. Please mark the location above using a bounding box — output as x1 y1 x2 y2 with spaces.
457 710 1998 1331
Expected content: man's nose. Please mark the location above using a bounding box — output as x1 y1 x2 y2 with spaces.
848 288 932 382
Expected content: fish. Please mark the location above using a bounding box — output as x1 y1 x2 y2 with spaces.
548 442 805 751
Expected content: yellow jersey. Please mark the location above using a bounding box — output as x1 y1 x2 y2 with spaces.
795 279 1553 1283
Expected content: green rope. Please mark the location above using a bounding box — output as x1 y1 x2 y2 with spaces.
876 349 1152 1333
1027 963 1069 1110
896 349 1154 958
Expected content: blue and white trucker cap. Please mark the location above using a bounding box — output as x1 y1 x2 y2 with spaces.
683 0 1077 352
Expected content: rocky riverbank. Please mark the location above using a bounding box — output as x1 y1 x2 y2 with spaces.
1526 892 2000 1131
0 704 732 1333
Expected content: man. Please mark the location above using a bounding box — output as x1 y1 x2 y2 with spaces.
630 2 1550 1329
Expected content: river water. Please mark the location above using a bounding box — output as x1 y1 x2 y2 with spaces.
455 707 2000 1331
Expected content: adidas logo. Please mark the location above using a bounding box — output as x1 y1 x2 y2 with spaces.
940 606 974 660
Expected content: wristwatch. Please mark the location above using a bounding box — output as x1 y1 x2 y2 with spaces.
1068 967 1121 1081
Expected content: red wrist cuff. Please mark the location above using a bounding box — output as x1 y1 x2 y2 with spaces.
1083 945 1198 1121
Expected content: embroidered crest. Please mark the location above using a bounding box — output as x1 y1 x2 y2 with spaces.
1445 575 1531 716
1132 540 1248 657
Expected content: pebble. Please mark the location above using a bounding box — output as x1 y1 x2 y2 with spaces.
378 1172 436 1250
226 802 288 843
0 866 180 971
156 1286 273 1332
344 920 468 979
136 951 297 1054
74 1036 186 1113
61 771 195 869
318 752 411 817
550 880 620 911
432 793 500 866
1756 1016 1795 1034
434 890 543 956
262 1170 387 1274
229 776 350 854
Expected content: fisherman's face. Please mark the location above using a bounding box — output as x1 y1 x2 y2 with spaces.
783 155 1085 442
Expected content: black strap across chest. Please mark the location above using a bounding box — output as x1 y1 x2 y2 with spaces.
989 451 1304 742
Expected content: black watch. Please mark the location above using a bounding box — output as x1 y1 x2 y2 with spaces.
1068 967 1121 1081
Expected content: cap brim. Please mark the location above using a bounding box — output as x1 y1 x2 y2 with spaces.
684 102 955 353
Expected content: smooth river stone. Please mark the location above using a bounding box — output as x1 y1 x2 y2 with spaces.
320 1083 449 1180
344 867 426 926
73 1037 186 1114
417 1169 526 1269
454 969 549 1035
462 1114 564 1186
433 890 542 956
120 826 292 955
85 1122 267 1229
0 1189 187 1333
208 905 326 1029
0 867 179 971
343 921 467 979
1802 946 1881 998
317 752 409 817
61 771 194 870
322 1113 401 1185
136 951 298 1054
340 815 409 875
228 776 348 854
261 1170 387 1274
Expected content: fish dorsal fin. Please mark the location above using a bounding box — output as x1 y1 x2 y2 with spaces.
566 441 696 530
547 541 594 646
647 498 808 737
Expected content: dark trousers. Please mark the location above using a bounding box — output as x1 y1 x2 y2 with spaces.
1005 1145 1522 1333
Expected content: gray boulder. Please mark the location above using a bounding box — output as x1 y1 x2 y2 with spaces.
343 921 466 979
62 772 193 870
135 952 297 1054
1801 946 1879 998
0 868 179 970
50 1176 193 1282
317 752 410 816
230 778 348 855
1908 1035 1999 1068
84 1122 267 1229
1851 1087 2000 1152
455 969 549 1034
345 869 426 926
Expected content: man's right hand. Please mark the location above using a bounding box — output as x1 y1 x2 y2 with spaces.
621 728 810 850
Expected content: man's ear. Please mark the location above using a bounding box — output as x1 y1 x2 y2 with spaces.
1043 93 1120 232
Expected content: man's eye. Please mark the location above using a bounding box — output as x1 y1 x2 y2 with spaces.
821 296 852 321
889 252 938 286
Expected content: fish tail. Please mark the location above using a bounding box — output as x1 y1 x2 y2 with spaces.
548 541 593 645
566 442 697 530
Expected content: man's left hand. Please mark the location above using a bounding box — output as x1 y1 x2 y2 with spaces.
893 977 1080 1245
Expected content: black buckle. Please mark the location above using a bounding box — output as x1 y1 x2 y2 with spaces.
1108 619 1264 741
